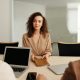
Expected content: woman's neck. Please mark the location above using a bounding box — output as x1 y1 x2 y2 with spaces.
34 30 40 35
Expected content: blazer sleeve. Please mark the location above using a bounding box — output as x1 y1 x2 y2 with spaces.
45 33 52 54
22 34 30 47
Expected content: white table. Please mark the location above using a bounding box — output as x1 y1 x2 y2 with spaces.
17 56 80 80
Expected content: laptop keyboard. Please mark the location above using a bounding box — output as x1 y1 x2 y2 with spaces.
12 67 25 72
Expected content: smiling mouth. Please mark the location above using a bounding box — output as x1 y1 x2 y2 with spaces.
35 26 39 27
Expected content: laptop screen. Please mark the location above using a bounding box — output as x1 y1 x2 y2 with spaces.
4 47 30 66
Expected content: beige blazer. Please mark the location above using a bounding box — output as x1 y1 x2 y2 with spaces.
22 33 52 56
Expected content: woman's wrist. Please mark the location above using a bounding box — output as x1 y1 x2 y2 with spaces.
46 52 51 56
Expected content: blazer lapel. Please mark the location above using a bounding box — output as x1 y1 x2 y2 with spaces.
37 35 45 55
28 37 38 54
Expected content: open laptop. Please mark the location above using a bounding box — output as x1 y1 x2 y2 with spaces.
3 46 31 78
48 64 68 75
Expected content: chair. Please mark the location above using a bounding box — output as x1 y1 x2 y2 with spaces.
0 42 19 54
51 42 59 56
58 42 80 56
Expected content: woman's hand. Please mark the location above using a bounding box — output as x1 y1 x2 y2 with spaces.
31 54 35 61
42 54 49 59
42 52 51 60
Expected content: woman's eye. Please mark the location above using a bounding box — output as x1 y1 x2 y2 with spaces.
33 19 42 23
39 20 41 23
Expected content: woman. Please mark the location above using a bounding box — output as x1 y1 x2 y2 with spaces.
22 12 52 62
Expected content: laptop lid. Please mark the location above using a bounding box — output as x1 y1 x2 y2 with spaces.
3 46 31 68
48 64 68 75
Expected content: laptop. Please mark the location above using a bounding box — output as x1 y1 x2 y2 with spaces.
48 64 68 75
3 46 31 78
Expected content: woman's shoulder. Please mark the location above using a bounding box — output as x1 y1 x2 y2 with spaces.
23 33 28 38
41 33 50 39
46 33 50 37
47 33 50 35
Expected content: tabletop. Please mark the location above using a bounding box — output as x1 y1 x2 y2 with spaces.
17 56 80 80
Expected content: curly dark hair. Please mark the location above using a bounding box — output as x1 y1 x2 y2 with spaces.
26 12 48 38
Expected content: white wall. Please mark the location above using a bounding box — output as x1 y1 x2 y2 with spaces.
0 0 12 42
46 7 77 43
12 0 46 46
78 5 80 42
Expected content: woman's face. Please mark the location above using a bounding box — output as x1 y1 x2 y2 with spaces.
33 16 43 31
